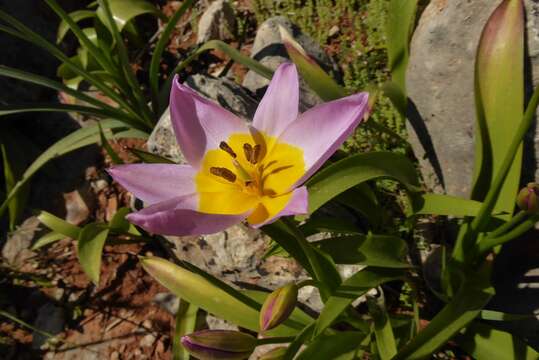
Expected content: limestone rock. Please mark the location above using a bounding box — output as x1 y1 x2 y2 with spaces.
196 0 237 44
1 216 41 267
242 16 339 111
407 0 539 197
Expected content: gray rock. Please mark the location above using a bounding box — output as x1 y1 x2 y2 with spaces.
63 184 94 225
153 292 180 315
32 303 65 350
1 216 41 267
146 74 258 163
407 0 539 197
196 0 237 44
242 16 338 111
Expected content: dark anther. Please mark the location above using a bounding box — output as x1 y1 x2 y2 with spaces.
219 141 237 158
243 143 253 162
210 167 237 182
251 144 261 164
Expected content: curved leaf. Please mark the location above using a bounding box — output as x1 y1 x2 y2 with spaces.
96 0 163 32
315 267 405 335
77 223 109 284
296 332 365 360
411 193 485 217
306 152 421 214
31 232 66 250
57 10 95 44
37 210 81 239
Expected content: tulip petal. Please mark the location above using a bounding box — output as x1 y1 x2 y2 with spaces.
252 63 299 138
252 186 308 227
127 194 248 236
107 164 196 205
279 92 369 185
170 76 249 168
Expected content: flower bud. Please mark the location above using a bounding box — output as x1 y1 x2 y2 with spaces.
258 347 287 360
180 330 256 360
517 183 539 213
259 283 298 332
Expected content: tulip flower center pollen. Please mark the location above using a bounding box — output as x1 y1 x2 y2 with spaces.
195 131 305 225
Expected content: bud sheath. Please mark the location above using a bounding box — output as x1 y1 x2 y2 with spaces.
259 283 298 332
180 330 256 360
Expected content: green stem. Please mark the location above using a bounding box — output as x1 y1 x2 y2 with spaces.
462 85 539 255
256 336 295 345
476 213 539 256
487 210 527 238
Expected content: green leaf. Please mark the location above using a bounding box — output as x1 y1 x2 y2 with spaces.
77 223 109 284
306 152 421 214
149 0 194 114
394 263 494 359
37 210 81 239
127 147 176 164
472 0 524 219
173 299 199 360
57 10 96 44
478 310 533 322
314 234 410 268
296 332 365 360
411 193 485 217
96 0 163 32
456 322 539 360
367 295 397 360
279 25 345 102
385 0 418 94
0 103 129 120
335 185 383 228
140 256 306 336
1 144 26 230
299 217 360 237
31 232 66 250
108 207 135 234
0 120 148 219
98 122 124 164
315 268 405 335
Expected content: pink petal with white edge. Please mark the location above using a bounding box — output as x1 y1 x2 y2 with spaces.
170 76 249 168
255 186 309 228
107 164 196 205
252 63 299 138
279 92 369 186
127 194 248 236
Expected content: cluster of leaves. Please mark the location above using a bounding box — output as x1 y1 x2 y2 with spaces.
2 0 539 359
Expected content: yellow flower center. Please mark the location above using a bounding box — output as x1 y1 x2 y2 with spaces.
195 130 305 225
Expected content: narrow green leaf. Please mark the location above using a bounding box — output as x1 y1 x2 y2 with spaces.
394 263 494 359
472 0 524 218
456 322 539 360
296 332 365 360
315 268 405 335
31 232 66 250
335 185 383 227
385 0 418 93
77 223 109 284
173 299 198 360
411 193 485 217
57 10 96 44
96 0 163 32
127 147 176 164
0 103 128 120
1 144 22 229
478 310 533 322
37 210 81 239
367 295 397 360
98 122 124 164
0 120 148 218
140 256 305 336
108 207 129 232
306 152 421 214
279 25 346 102
315 234 410 268
149 0 194 114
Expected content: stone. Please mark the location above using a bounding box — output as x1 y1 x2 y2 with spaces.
153 292 179 315
196 0 237 44
32 303 65 350
63 185 94 225
406 0 539 197
1 216 41 267
146 73 258 163
242 16 339 111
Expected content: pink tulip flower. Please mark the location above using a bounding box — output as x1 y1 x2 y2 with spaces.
108 63 368 235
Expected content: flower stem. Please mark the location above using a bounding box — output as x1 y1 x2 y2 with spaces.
487 210 528 239
256 336 295 345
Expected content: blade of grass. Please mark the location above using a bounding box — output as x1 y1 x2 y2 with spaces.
149 0 193 115
98 122 124 164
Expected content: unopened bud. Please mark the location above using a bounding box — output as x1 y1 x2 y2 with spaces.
258 347 287 360
517 183 539 213
181 330 256 360
259 283 298 332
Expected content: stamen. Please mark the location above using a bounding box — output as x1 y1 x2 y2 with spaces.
219 141 236 158
243 143 253 162
210 167 237 183
251 144 261 164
